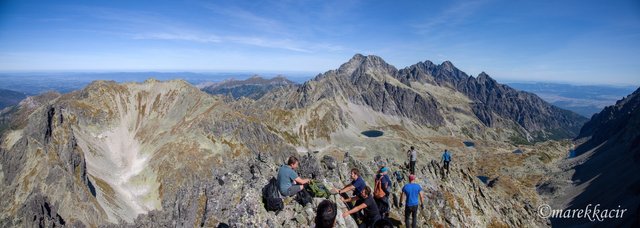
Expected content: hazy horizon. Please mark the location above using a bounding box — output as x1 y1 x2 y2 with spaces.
1 0 639 85
1 69 638 87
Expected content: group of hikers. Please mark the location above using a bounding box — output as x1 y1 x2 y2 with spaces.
269 146 454 227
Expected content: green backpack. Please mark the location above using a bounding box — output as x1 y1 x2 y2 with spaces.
306 181 331 199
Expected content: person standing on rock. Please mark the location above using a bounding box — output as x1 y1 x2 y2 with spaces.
374 167 391 218
408 146 417 174
441 149 452 176
342 186 381 228
400 174 424 228
278 156 311 197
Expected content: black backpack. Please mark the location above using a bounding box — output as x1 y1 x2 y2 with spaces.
262 177 284 211
296 188 313 206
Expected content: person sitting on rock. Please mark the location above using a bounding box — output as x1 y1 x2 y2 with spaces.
441 149 452 176
315 199 337 228
342 186 381 228
400 174 425 228
277 156 311 197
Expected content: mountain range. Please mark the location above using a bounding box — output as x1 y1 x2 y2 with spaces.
201 75 295 100
0 54 635 227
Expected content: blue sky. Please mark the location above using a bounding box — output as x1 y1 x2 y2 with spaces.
0 0 638 85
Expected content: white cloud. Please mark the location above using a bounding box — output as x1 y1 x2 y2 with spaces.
75 6 344 53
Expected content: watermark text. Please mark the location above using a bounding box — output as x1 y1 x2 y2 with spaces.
538 204 627 222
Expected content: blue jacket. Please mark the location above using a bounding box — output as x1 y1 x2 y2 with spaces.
442 151 451 162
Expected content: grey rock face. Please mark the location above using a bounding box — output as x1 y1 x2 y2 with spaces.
16 191 70 228
399 61 587 141
298 153 323 179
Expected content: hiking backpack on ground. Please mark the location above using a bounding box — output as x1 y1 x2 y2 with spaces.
296 188 313 206
262 177 284 211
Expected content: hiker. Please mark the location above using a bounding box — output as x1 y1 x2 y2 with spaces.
277 156 311 197
441 149 452 176
400 175 424 228
334 168 366 199
407 146 417 174
342 186 381 228
315 200 337 228
374 167 391 218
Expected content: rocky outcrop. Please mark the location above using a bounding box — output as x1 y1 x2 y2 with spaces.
0 91 60 136
14 191 70 227
1 91 106 226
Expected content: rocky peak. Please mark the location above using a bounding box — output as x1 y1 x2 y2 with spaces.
476 72 496 85
440 60 456 72
476 72 490 80
337 54 397 77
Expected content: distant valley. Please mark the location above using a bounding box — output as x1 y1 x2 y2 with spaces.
507 82 637 118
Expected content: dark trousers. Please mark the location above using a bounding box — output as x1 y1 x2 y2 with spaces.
410 160 416 174
405 205 418 228
443 161 450 174
375 196 390 217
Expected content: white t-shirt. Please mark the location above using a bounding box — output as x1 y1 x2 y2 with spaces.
410 149 417 161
